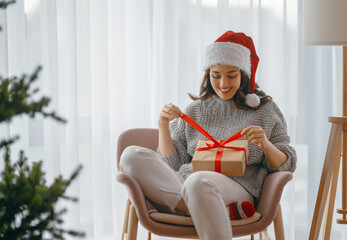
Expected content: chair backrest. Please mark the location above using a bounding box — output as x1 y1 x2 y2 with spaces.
117 128 159 170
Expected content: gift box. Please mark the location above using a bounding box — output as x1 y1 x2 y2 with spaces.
192 140 248 176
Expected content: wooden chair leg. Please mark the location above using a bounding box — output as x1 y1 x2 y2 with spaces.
251 234 255 240
261 228 275 240
122 199 131 240
127 204 138 240
274 204 285 240
148 231 152 240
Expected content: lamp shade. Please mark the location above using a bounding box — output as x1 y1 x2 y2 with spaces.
303 0 347 45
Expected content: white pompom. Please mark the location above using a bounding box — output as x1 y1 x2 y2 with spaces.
245 93 260 108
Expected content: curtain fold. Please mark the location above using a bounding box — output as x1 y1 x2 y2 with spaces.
0 0 344 239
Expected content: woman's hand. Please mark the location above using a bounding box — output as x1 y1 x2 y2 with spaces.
158 103 183 126
241 125 288 169
241 125 270 151
158 103 183 156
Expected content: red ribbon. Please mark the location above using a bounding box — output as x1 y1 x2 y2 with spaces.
180 114 247 173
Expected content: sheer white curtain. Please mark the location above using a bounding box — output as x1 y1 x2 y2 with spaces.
0 0 345 239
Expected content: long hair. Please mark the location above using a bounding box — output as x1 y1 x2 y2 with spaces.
188 69 272 110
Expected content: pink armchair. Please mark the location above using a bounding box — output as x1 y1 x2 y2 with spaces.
116 128 293 240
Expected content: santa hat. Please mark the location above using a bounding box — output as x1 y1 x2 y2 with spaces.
204 31 260 108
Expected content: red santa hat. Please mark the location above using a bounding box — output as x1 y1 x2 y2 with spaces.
204 31 260 108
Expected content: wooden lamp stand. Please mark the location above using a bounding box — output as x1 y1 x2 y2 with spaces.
309 46 347 239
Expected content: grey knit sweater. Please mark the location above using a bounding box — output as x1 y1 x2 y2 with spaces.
158 94 297 200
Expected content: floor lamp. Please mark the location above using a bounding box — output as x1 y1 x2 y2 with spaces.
303 0 347 239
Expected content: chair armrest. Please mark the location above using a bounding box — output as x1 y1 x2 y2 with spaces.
256 171 293 221
116 171 151 224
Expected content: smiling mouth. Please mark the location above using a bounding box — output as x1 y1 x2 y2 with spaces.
219 87 232 93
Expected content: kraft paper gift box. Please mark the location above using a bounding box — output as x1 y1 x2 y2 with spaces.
192 140 248 176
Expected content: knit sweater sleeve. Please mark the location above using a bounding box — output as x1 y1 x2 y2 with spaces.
263 103 297 173
156 117 192 172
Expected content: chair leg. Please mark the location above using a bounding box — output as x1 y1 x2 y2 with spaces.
251 234 255 240
274 204 285 240
127 203 139 240
148 231 152 240
261 228 275 240
122 199 131 240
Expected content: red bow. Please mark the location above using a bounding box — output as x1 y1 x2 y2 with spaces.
180 114 247 173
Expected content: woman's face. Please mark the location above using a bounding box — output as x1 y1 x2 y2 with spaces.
210 64 241 100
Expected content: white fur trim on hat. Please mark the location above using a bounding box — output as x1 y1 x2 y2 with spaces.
204 42 251 76
245 93 260 108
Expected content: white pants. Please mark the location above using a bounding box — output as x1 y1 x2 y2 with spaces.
119 146 253 240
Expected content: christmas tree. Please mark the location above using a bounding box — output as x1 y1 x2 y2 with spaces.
0 1 84 239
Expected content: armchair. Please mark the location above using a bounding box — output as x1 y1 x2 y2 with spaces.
116 128 293 240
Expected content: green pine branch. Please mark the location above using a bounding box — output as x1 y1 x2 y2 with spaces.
0 147 84 240
0 66 66 148
0 2 84 239
0 66 66 124
0 136 19 149
0 0 15 9
0 0 16 31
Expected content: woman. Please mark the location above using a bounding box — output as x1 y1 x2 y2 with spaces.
120 31 297 240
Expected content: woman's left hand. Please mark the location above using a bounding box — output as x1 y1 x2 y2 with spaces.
241 126 271 150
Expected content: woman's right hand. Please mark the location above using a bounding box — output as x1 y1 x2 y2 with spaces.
158 103 183 126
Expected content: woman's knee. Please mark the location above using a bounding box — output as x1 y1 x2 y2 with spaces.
119 146 150 173
182 171 220 198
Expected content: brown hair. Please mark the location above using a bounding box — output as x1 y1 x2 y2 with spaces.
188 69 272 110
